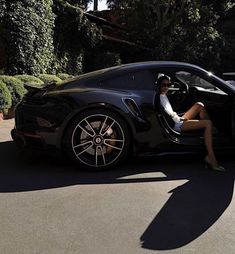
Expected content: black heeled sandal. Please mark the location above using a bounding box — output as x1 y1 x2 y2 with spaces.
205 157 226 172
205 161 226 172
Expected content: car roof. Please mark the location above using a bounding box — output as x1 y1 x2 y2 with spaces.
113 61 206 74
74 61 205 80
58 61 208 89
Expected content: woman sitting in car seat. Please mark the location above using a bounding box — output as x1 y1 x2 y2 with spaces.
157 75 225 172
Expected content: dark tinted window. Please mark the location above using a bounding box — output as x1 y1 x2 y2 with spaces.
101 70 154 90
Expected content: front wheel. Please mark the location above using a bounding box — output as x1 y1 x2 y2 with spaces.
63 109 131 170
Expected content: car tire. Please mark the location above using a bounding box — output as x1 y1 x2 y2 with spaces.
63 108 131 170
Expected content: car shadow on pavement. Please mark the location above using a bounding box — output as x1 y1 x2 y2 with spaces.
1 141 235 250
0 140 212 192
140 169 235 250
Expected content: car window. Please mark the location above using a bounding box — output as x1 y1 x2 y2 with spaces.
175 71 217 90
101 70 154 90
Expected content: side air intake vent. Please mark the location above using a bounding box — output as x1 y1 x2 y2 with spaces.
123 98 142 117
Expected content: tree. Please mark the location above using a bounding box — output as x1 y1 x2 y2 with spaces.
106 0 227 71
0 0 102 75
67 0 100 10
66 0 92 9
52 0 102 74
1 0 55 75
218 4 235 73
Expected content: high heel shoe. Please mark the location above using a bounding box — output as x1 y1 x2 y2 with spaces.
205 157 226 172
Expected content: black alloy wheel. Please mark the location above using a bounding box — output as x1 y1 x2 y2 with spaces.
64 109 130 170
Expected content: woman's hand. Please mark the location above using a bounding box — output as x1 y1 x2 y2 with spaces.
180 117 188 122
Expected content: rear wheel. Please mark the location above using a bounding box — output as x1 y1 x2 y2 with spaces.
64 109 131 170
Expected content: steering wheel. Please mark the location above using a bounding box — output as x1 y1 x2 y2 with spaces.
169 81 189 109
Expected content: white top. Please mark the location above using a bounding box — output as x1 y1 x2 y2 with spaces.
160 94 181 123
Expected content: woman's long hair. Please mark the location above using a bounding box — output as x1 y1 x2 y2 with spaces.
155 75 170 93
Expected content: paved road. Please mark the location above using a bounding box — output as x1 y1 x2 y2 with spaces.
0 119 235 254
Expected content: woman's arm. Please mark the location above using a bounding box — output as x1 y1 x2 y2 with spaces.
160 95 181 122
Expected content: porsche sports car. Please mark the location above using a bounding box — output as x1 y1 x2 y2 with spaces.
11 61 235 170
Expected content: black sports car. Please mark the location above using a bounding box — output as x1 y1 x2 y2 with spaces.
12 61 235 170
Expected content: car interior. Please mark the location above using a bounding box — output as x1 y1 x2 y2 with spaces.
153 69 235 143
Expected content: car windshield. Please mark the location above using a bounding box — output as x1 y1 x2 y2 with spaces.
176 71 217 90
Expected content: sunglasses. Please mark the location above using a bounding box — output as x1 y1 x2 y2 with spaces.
161 82 171 87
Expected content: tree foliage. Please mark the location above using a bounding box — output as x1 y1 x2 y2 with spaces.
107 0 233 71
2 0 55 75
219 4 235 72
66 0 93 9
0 0 102 75
53 0 102 74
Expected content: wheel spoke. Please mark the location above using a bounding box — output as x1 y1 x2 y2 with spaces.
104 138 124 143
73 140 92 149
95 146 99 166
102 120 115 136
75 143 93 156
94 146 106 166
99 116 108 135
104 141 122 151
99 146 106 165
85 118 96 136
77 124 95 138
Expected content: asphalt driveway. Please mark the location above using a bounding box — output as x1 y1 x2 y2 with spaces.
0 119 235 254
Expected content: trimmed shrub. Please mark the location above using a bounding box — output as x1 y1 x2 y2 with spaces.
38 74 62 85
0 76 26 106
57 73 75 80
0 80 12 114
14 74 44 88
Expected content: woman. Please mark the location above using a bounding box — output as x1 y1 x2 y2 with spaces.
157 75 225 172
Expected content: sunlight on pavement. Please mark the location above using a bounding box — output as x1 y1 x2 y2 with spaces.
0 119 15 142
117 172 167 180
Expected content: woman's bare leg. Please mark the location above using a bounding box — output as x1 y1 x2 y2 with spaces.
181 119 218 166
183 102 209 120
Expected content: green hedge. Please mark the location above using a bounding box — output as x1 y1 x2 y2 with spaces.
0 76 26 106
57 73 75 80
0 72 75 113
38 74 62 85
14 75 44 88
0 80 12 113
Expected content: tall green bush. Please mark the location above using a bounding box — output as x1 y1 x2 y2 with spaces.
0 76 27 106
3 0 55 75
0 80 11 113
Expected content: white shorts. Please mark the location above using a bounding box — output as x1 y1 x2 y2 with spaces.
174 121 184 132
